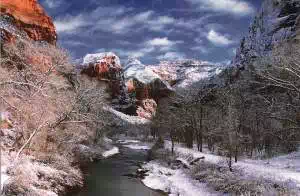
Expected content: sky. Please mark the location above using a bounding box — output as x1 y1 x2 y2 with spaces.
40 0 263 65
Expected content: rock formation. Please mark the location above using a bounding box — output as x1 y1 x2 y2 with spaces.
234 0 300 69
136 99 157 119
0 0 57 44
80 55 174 119
148 59 224 89
80 52 135 114
124 58 173 101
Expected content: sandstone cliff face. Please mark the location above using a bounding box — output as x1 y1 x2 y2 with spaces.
124 58 173 101
234 0 300 69
80 55 174 119
0 0 56 44
80 52 135 114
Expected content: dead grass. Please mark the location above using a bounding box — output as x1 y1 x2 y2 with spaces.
191 161 300 196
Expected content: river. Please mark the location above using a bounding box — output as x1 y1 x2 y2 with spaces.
71 144 165 196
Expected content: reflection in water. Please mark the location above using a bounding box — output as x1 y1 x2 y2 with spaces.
72 145 164 196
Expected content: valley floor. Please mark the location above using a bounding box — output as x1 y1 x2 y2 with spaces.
141 141 300 196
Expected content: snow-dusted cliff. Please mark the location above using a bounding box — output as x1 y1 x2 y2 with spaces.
148 60 226 90
234 0 300 68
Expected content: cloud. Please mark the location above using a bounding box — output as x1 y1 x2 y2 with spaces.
133 11 154 22
55 7 175 35
54 15 87 33
43 0 62 9
185 0 255 16
191 46 210 54
176 15 213 29
95 46 155 59
54 6 132 34
146 37 183 47
148 16 175 31
60 40 87 47
157 52 186 60
194 38 203 44
207 30 234 46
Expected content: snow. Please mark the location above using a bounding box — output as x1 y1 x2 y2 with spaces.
117 139 151 150
103 137 113 143
117 139 140 144
123 144 151 150
124 58 162 84
142 161 220 196
82 52 120 65
102 147 120 158
165 141 300 187
148 60 224 89
105 106 150 125
143 142 300 195
1 166 9 192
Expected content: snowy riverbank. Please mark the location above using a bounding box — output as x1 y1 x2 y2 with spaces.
0 137 120 196
140 141 300 196
142 161 219 196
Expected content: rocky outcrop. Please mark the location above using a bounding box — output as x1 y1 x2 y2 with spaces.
80 55 173 119
136 99 158 120
80 52 134 114
0 0 56 44
124 58 173 101
234 0 300 69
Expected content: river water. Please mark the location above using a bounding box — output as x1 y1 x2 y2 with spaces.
72 144 165 196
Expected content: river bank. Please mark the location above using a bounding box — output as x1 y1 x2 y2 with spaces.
70 139 165 196
140 141 300 196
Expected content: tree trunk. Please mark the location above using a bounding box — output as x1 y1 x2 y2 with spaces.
234 145 238 163
198 107 203 152
171 139 174 154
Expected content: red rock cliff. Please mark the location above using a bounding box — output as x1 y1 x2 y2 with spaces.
0 0 57 44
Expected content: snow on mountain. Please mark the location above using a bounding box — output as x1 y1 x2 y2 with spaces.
148 60 226 89
83 52 121 66
124 58 164 85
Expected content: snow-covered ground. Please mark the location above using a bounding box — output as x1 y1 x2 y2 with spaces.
140 140 300 196
117 139 151 150
102 147 120 158
123 144 151 150
1 166 9 192
105 106 150 125
142 161 220 196
165 141 300 188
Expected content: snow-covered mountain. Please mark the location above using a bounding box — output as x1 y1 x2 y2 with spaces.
148 59 226 90
124 58 173 99
234 0 300 68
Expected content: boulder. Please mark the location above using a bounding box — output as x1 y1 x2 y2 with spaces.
0 0 57 44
